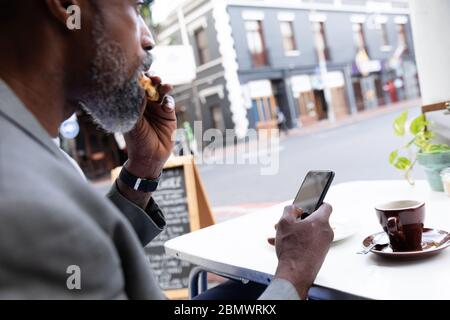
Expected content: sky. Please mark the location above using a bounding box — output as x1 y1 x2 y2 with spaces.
151 0 185 24
150 0 404 24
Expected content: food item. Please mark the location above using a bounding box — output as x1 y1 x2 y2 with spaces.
139 74 160 102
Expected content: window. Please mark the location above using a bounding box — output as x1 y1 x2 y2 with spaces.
313 21 330 60
245 20 268 66
246 21 264 54
352 23 367 52
252 97 277 125
396 24 409 55
280 21 297 53
379 23 390 47
194 28 210 65
211 105 225 133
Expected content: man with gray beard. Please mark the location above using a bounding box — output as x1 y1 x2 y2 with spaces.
0 0 334 300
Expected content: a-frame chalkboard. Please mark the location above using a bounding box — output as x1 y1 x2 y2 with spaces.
112 156 215 299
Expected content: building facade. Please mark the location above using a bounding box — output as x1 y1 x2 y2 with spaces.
155 0 420 137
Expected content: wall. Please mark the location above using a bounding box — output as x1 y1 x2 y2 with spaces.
227 5 414 73
409 0 450 105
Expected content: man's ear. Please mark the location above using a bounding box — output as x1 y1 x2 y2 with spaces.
45 0 80 27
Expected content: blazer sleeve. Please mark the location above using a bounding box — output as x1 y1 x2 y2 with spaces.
258 279 301 300
107 182 166 247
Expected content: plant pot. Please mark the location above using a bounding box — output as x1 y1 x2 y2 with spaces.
417 151 450 192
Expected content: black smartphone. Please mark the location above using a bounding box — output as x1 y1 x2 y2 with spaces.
293 171 335 219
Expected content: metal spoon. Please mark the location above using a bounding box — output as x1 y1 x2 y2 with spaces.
358 233 389 255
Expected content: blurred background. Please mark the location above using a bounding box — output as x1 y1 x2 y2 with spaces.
57 0 449 220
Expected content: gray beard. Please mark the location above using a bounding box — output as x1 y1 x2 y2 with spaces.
80 21 151 133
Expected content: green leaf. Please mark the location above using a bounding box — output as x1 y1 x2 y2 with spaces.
395 157 411 170
394 111 408 136
389 150 398 165
409 115 427 135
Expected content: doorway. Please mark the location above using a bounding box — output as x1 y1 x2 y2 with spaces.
313 90 328 120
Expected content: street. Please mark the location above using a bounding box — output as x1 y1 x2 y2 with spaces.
91 103 426 212
198 106 426 208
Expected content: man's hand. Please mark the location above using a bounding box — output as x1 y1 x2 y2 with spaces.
117 76 177 209
270 204 334 299
125 76 177 179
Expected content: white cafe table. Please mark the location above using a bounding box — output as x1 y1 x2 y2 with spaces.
164 181 450 300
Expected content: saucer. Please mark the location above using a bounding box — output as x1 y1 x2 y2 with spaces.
362 228 450 258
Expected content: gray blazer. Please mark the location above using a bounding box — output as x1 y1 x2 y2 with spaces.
0 79 299 300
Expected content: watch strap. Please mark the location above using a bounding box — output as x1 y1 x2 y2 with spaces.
119 166 161 193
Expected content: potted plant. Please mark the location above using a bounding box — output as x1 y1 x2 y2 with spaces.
389 111 450 191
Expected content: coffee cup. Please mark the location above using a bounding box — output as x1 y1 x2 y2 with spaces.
375 200 425 252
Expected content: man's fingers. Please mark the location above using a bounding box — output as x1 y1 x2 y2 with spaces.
158 84 173 102
281 205 304 223
163 95 176 112
144 97 177 124
143 78 175 118
306 203 333 221
149 76 162 86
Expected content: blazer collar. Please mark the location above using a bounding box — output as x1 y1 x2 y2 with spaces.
0 78 68 161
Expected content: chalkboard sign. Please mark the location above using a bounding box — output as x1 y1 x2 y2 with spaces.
142 156 215 299
145 166 193 293
110 156 215 299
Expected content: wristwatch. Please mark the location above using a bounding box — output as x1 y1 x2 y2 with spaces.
119 165 162 193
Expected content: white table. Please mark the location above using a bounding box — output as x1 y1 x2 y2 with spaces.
165 181 450 300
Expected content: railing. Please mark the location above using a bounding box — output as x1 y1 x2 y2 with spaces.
249 49 271 68
314 47 332 63
323 46 332 61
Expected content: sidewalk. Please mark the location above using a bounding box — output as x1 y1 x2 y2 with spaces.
288 98 422 138
200 98 422 160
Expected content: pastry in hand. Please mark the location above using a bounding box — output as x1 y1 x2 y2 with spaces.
139 74 160 102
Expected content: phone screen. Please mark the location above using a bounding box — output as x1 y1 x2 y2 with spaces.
293 171 334 215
